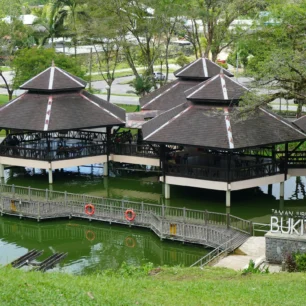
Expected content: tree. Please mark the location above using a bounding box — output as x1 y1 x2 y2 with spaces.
130 75 154 97
32 2 66 47
183 0 265 61
52 0 87 57
12 47 86 90
82 1 123 101
237 1 306 118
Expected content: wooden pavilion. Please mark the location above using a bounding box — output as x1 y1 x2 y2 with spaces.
0 65 126 183
142 72 306 206
139 58 233 112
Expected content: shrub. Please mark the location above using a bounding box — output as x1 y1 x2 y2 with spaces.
176 52 190 67
294 252 306 272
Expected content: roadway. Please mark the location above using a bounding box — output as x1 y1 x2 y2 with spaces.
1 70 305 111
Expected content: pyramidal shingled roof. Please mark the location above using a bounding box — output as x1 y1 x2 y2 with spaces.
174 58 234 79
20 66 87 92
185 73 248 103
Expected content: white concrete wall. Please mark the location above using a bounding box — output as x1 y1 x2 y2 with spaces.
111 154 160 167
160 176 228 191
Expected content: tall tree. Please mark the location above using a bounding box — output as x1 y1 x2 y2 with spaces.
237 0 306 117
12 47 86 90
32 2 66 47
186 0 265 61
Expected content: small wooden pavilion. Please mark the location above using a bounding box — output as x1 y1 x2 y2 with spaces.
142 72 306 206
139 58 233 112
0 65 126 183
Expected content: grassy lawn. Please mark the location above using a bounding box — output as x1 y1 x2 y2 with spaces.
115 104 139 113
0 94 9 105
0 266 306 305
0 66 11 72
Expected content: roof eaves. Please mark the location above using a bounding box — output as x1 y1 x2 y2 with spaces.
259 107 306 137
175 58 202 76
20 67 51 88
80 93 126 123
186 75 219 99
144 104 192 140
0 93 26 111
141 82 180 109
56 67 85 87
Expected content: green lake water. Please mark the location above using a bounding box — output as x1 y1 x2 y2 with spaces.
1 165 306 274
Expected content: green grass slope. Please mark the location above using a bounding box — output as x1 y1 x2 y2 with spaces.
0 266 305 305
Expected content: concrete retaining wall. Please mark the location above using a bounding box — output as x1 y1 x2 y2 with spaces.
265 232 306 263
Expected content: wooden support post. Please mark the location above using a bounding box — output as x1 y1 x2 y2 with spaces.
268 184 273 196
280 181 285 200
48 168 53 184
226 213 230 229
226 189 231 207
103 162 108 177
204 210 208 226
105 127 111 177
165 183 170 199
183 207 186 242
284 143 289 180
0 164 4 178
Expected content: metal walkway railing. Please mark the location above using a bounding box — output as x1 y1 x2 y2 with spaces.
0 184 252 250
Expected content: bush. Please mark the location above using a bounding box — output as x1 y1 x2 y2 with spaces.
294 252 306 272
285 252 306 272
175 52 190 67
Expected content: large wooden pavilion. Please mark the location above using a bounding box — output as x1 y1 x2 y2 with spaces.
0 65 126 183
142 71 306 206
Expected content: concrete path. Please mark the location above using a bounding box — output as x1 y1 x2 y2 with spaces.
214 237 282 272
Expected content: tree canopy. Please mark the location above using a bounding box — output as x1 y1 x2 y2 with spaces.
12 47 86 89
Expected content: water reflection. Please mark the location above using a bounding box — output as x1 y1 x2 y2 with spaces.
0 218 208 274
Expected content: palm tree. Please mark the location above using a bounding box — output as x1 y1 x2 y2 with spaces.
32 3 66 48
53 0 87 57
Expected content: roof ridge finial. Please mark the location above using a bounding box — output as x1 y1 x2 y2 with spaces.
220 68 224 75
51 60 55 67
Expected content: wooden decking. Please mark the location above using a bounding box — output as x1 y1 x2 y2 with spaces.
0 184 251 250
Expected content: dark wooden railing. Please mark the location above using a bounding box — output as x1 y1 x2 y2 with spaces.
164 161 281 182
3 130 107 145
0 143 107 161
277 151 306 168
111 143 159 158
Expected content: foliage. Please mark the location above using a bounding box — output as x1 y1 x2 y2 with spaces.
130 75 154 97
32 2 67 47
0 19 34 58
2 266 306 305
242 259 269 274
12 47 86 89
234 0 306 117
293 252 306 272
175 52 190 67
